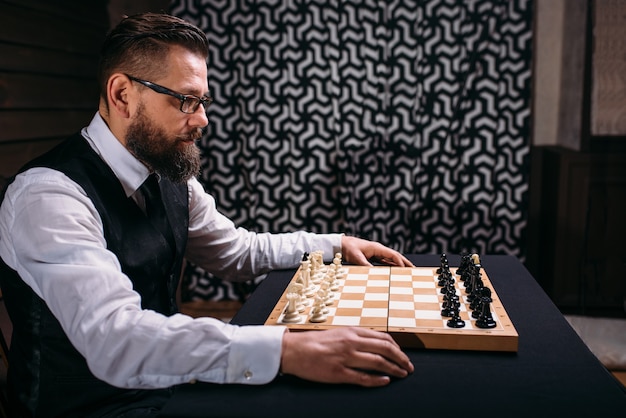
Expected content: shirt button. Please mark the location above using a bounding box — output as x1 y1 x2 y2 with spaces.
244 370 253 380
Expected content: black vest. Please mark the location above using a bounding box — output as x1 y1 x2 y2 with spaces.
0 133 189 417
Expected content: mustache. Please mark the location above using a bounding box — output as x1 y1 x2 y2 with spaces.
178 127 204 142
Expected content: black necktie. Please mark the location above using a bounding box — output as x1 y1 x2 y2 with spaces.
140 174 175 250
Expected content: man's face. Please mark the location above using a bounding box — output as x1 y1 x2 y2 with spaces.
125 46 209 183
125 104 202 183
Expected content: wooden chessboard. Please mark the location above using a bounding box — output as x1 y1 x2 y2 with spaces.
264 264 519 352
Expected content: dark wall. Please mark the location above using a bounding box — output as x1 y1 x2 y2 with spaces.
0 0 171 189
0 0 110 187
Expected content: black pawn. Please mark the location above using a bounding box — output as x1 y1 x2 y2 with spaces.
436 253 448 274
447 310 466 328
475 288 496 329
456 253 471 279
441 294 460 317
437 269 451 287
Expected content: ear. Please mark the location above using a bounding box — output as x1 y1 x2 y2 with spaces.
106 73 135 119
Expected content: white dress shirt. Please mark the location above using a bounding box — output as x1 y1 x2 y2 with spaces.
0 112 342 389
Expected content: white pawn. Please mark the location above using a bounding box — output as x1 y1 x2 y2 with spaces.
333 253 346 279
309 293 327 323
326 268 339 292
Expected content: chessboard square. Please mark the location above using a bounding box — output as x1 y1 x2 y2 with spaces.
412 281 435 289
361 308 388 317
389 280 413 288
414 302 441 311
344 279 368 286
331 316 362 326
389 287 413 295
364 292 388 301
365 286 390 295
342 285 367 293
363 300 389 309
346 265 371 273
414 310 445 320
365 279 389 287
335 308 365 317
389 293 414 302
345 274 369 281
389 300 416 310
413 295 439 303
391 267 414 275
337 299 364 309
341 292 366 300
390 274 413 282
360 316 388 327
389 309 416 318
412 267 436 276
368 267 391 275
388 317 418 328
412 288 437 295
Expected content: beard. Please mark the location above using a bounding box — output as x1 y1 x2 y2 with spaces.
125 105 202 183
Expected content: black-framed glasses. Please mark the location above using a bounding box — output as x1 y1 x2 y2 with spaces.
127 75 212 114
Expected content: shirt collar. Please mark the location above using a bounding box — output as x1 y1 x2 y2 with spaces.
81 112 151 197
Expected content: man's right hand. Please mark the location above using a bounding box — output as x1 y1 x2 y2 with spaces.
279 327 414 387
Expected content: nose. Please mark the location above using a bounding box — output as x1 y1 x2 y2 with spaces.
189 105 209 128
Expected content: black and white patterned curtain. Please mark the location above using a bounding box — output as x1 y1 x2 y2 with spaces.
168 0 533 302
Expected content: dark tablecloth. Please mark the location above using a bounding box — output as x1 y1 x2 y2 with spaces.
159 255 626 417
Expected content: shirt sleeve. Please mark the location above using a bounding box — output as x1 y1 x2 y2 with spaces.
0 168 287 388
185 177 343 281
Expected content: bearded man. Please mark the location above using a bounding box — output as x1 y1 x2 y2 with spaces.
0 12 413 417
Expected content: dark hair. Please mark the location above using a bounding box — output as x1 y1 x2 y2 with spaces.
98 12 208 101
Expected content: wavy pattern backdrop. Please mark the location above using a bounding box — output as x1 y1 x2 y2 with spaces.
168 0 533 302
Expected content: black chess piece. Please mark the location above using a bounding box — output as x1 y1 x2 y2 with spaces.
437 269 452 287
441 294 460 317
456 253 471 279
436 253 448 274
447 309 466 328
465 265 476 296
470 291 483 314
475 287 496 329
440 283 454 297
469 265 485 305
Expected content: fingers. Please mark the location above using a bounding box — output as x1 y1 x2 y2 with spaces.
377 253 414 267
280 327 414 388
341 236 413 267
349 328 414 377
342 367 392 388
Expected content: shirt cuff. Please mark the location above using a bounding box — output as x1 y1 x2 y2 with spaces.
317 233 343 262
225 325 287 384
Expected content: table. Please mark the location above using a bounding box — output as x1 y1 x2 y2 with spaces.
159 255 626 417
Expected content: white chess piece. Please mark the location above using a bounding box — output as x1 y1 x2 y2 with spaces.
281 287 303 323
309 292 327 323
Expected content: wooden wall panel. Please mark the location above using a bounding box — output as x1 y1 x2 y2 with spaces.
0 110 95 143
0 43 96 77
0 2 107 52
0 0 109 185
0 73 98 109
